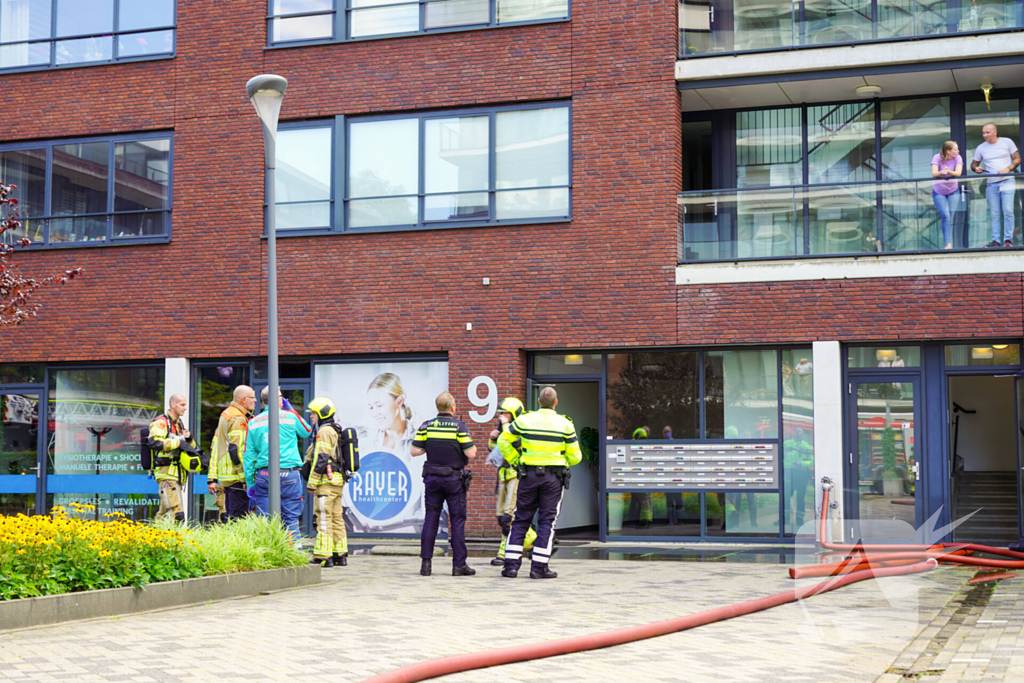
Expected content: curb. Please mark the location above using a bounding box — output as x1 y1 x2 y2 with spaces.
0 564 321 633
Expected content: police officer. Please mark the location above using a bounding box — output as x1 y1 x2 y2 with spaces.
487 397 536 566
498 386 581 579
148 393 196 522
410 391 477 577
305 397 352 568
208 385 256 522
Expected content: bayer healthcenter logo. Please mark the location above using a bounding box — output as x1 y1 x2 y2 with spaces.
347 452 412 521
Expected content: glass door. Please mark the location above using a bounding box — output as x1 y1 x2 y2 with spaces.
848 376 922 539
0 391 43 515
963 98 1021 248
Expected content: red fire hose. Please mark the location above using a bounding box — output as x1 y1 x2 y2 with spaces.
364 479 1020 683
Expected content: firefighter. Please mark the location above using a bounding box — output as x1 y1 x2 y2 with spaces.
305 397 350 568
488 397 537 566
498 386 581 579
208 385 256 522
149 393 196 522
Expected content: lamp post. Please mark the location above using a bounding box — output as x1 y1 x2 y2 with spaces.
246 74 288 517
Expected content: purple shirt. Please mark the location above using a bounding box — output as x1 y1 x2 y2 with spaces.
932 153 962 195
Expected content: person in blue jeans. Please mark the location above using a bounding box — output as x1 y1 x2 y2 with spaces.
971 123 1021 248
244 387 312 541
931 141 962 249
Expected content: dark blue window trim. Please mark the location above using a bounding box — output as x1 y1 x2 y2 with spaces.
267 101 573 237
265 0 569 47
0 131 174 250
0 0 176 75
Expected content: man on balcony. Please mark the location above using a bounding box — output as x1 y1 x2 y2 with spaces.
971 123 1020 248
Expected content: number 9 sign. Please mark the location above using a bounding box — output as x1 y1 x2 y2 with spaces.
467 376 497 423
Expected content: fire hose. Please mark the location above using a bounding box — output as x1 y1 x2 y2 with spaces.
364 478 1020 683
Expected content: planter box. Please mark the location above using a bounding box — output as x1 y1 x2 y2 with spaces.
0 564 321 633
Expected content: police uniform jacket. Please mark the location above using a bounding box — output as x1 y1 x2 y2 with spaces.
413 413 474 470
497 408 582 468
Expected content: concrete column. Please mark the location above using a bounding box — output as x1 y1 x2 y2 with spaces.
164 358 191 519
811 341 844 541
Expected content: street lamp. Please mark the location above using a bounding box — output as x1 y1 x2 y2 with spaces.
246 74 287 517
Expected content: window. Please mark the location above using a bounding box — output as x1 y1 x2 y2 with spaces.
606 351 700 440
0 0 175 72
271 104 570 233
267 0 568 44
945 344 1021 367
0 133 172 247
848 346 921 368
704 349 779 439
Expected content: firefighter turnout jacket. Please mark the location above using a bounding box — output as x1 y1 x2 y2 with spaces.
306 421 345 487
209 401 251 487
497 408 582 469
489 421 520 482
148 414 196 483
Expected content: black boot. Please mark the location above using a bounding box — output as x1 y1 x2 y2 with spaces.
452 564 477 576
323 557 335 568
530 565 558 579
338 553 348 566
501 560 520 578
309 558 323 566
490 557 504 566
420 559 432 576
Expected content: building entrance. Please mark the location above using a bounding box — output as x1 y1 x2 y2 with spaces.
948 375 1020 545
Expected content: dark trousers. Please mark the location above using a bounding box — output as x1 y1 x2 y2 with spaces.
504 468 564 572
224 483 249 520
421 473 467 567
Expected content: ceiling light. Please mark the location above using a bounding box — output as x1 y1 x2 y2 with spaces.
971 347 994 360
564 354 583 365
856 84 882 98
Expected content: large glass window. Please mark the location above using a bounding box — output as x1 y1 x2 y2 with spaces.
191 364 251 524
346 104 570 230
276 126 333 230
945 343 1021 366
606 351 699 440
0 134 172 247
848 346 921 368
0 0 174 71
267 0 566 43
704 349 778 440
47 366 164 522
781 348 814 535
736 108 802 188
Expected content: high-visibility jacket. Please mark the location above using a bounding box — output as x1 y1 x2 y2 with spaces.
783 438 814 469
498 408 582 469
209 402 251 487
306 421 345 487
148 414 195 483
489 421 521 481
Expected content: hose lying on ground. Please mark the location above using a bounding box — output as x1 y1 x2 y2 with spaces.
364 479 1020 683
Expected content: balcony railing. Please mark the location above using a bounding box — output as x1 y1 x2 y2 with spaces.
677 174 1022 262
679 0 1024 57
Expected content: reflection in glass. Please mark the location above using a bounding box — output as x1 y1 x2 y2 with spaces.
736 187 798 258
119 0 174 31
46 493 160 521
52 141 108 216
808 102 875 185
0 0 52 43
271 14 333 41
736 108 801 188
348 196 417 228
349 2 419 37
855 381 917 536
704 349 778 439
848 345 921 368
0 41 50 68
424 193 489 222
47 367 163 490
0 148 46 220
734 0 793 51
55 35 112 64
115 139 170 212
117 29 174 57
945 344 1021 366
497 0 567 23
495 187 569 220
606 492 700 536
782 349 814 535
0 393 40 480
800 0 871 45
533 353 603 375
349 118 418 197
606 351 699 440
495 107 569 190
276 127 332 230
0 364 44 384
55 0 113 37
425 115 489 194
706 492 779 536
807 183 880 255
424 0 489 28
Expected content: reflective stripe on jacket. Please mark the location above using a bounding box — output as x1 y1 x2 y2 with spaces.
306 422 344 487
209 402 251 486
498 408 582 468
148 415 195 482
489 421 520 481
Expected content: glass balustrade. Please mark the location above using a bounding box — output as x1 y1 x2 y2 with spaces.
679 0 1024 57
678 174 1022 261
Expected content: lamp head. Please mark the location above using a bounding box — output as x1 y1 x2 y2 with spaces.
246 74 288 130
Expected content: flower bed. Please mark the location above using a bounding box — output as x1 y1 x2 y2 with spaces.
1 504 307 601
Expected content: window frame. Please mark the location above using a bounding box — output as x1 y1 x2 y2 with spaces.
272 119 337 233
267 102 572 237
0 0 177 74
265 0 570 48
0 131 174 249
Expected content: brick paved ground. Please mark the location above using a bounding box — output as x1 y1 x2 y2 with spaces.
1 553 1022 682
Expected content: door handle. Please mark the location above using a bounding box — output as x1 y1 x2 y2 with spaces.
912 463 920 481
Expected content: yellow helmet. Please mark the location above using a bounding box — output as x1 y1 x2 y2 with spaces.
498 397 525 420
308 396 336 420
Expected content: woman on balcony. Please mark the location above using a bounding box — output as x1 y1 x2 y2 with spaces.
932 141 963 250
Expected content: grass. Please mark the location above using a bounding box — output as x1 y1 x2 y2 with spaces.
154 514 309 575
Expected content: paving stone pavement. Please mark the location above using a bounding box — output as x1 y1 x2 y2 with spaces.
1 556 1023 682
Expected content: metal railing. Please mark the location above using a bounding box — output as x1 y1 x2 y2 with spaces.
677 174 1022 262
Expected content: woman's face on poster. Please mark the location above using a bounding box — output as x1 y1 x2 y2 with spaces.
368 388 402 427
